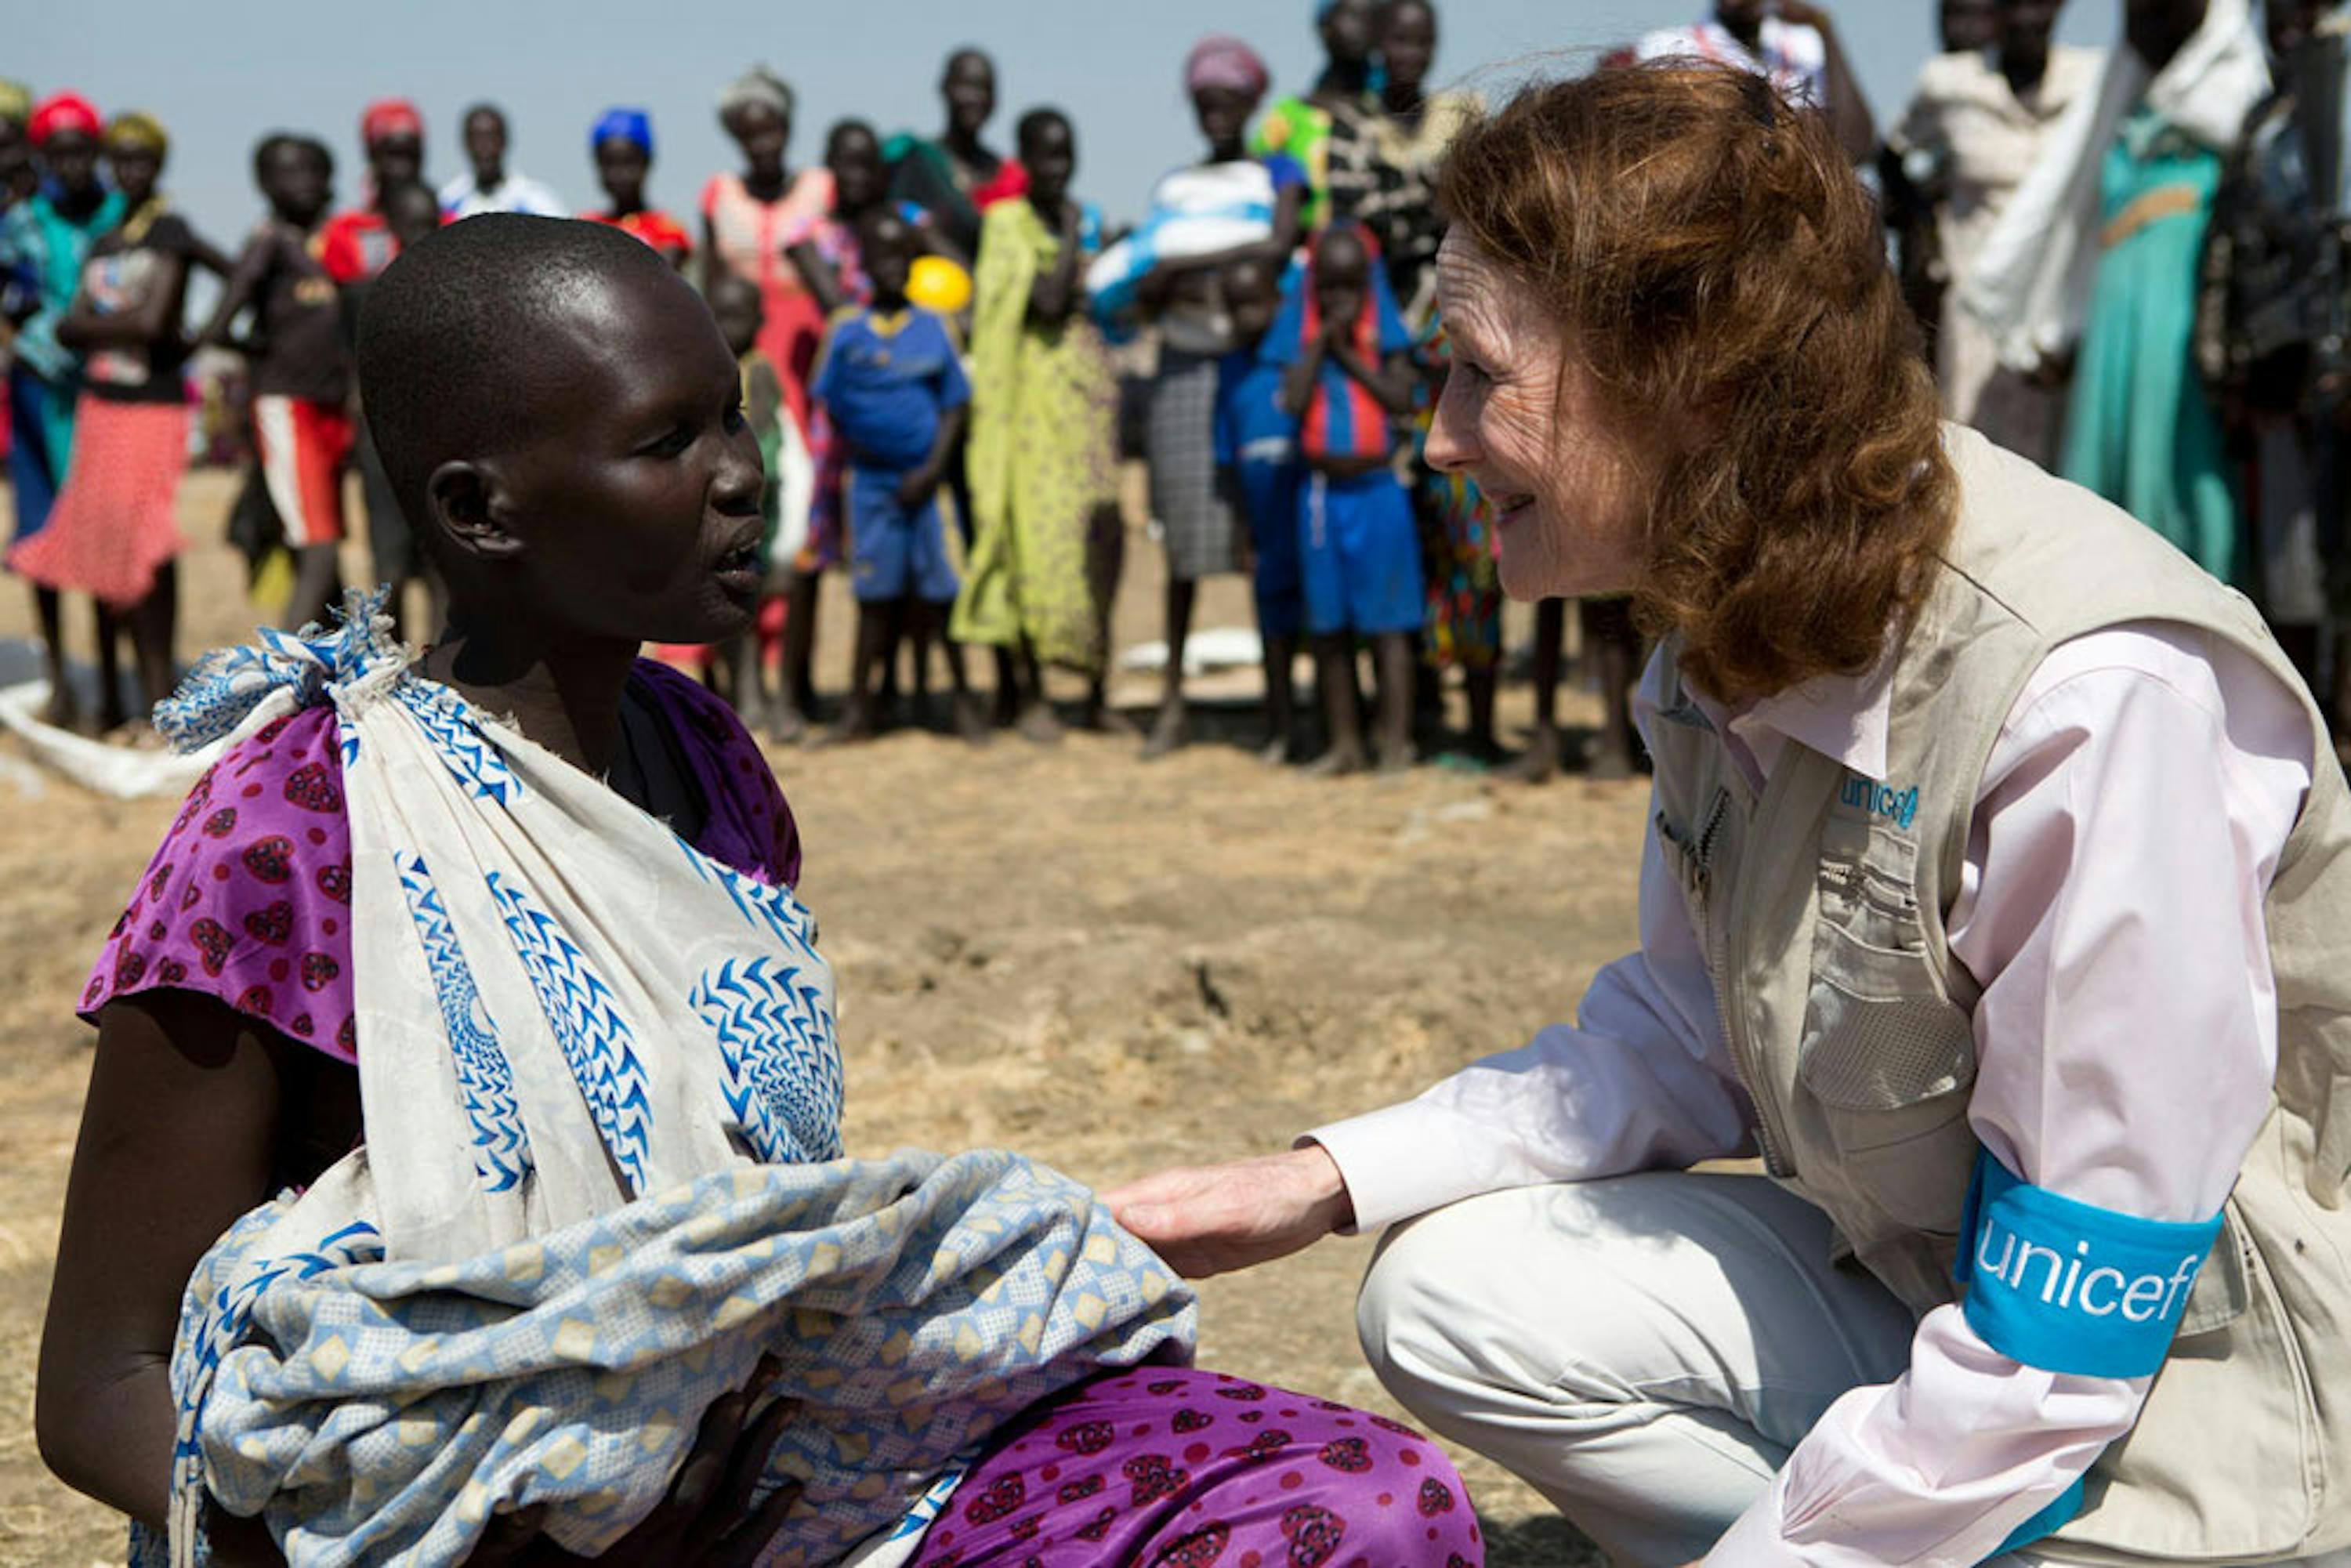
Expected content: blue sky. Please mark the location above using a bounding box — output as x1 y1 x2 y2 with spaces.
20 1 2120 248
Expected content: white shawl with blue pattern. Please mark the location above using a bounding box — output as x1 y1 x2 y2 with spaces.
142 601 1194 1566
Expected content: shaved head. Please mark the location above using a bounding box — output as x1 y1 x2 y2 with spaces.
357 213 680 530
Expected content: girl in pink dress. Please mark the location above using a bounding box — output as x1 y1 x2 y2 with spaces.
701 67 853 738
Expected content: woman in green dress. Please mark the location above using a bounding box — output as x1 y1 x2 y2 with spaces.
1962 0 2267 584
2058 31 2244 581
949 109 1121 740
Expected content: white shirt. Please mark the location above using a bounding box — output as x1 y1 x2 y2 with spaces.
1309 621 2313 1564
438 169 567 221
1635 18 1829 107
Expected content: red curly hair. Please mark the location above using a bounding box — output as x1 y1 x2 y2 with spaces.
1436 63 1955 703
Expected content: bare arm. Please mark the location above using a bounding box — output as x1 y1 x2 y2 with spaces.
188 230 239 281
896 400 968 509
784 238 849 318
700 214 728 294
1027 205 1086 325
1781 2 1876 165
58 252 187 352
1279 337 1328 420
194 231 275 351
1332 344 1417 418
37 992 296 1542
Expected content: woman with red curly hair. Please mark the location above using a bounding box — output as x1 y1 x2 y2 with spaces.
1108 61 2351 1566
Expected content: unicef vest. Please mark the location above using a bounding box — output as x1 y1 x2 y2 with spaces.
1644 427 2351 1562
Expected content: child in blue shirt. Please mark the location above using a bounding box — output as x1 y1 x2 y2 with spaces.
810 208 983 742
1271 224 1421 774
1213 254 1305 762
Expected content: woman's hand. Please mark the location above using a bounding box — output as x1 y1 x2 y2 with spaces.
1101 1146 1355 1279
467 1356 802 1566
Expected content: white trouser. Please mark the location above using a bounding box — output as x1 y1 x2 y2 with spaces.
1356 1171 1917 1566
1357 1173 2351 1567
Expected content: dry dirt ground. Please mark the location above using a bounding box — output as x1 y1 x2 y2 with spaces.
0 469 1643 1567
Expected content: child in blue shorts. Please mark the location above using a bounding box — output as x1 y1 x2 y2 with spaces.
1214 254 1306 763
811 208 984 742
1273 224 1422 774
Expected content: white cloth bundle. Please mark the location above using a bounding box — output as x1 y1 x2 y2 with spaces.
1959 0 2269 371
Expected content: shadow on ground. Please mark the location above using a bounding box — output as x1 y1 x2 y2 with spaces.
1485 1512 1607 1566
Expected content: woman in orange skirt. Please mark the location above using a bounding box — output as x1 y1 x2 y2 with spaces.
9 112 212 732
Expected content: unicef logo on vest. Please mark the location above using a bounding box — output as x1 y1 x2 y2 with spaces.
1838 773 1920 830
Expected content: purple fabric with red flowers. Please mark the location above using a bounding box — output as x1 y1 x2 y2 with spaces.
79 660 800 1064
909 1367 1483 1567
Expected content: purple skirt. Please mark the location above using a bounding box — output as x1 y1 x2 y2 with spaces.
910 1366 1484 1566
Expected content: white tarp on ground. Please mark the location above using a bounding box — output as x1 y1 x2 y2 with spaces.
0 678 220 799
1117 625 1266 676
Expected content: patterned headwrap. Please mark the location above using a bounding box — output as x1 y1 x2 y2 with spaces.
717 67 793 127
360 98 424 147
591 106 654 158
104 110 168 156
27 92 101 147
0 81 31 128
1184 34 1270 101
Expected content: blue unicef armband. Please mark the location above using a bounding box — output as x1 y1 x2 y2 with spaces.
1955 1149 2225 1380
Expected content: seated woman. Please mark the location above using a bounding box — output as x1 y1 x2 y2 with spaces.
1110 63 2351 1567
34 215 1481 1568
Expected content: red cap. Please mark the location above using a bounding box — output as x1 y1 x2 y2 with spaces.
27 92 102 147
360 98 424 147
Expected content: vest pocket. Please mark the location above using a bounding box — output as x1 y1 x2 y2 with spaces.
1799 918 1980 1233
1800 922 1976 1117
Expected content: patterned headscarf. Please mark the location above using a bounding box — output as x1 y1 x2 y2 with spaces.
27 92 101 147
103 110 168 156
718 67 793 127
360 98 424 148
591 106 654 158
1184 35 1270 101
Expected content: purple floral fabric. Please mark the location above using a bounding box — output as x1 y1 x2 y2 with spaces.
911 1367 1484 1567
80 659 799 1064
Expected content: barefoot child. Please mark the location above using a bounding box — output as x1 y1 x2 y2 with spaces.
37 213 1480 1568
812 208 984 742
706 271 787 723
1213 253 1305 762
197 134 353 635
1276 224 1421 773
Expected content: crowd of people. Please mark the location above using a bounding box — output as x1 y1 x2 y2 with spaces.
22 5 2351 1566
3 0 2349 775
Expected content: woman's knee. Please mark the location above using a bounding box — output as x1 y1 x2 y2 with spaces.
1354 1188 1559 1421
1355 1177 1756 1421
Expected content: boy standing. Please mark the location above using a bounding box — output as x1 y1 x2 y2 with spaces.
811 209 983 742
199 135 353 633
1275 225 1421 774
1213 254 1305 763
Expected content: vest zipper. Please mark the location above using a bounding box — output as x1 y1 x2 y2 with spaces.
1694 785 1795 1178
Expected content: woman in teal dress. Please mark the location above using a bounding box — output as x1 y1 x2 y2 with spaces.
2059 100 2241 582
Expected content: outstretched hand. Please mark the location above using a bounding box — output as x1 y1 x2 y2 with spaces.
466 1355 802 1566
1101 1146 1355 1280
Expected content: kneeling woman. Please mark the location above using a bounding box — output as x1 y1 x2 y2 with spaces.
35 216 1479 1568
1110 63 2351 1567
